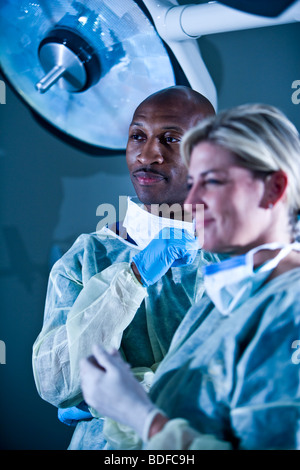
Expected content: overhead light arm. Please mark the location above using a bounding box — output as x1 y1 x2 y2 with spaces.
143 0 300 41
141 0 300 110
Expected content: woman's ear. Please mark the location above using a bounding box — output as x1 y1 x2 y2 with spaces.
261 170 288 209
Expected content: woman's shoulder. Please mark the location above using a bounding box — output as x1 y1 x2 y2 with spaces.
269 250 300 282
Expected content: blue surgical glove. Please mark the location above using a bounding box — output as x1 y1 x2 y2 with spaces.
58 401 92 427
132 227 199 287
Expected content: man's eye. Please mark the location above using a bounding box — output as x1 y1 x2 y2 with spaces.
130 134 144 141
166 136 180 143
160 135 180 144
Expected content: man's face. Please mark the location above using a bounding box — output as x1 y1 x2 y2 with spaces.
126 94 207 206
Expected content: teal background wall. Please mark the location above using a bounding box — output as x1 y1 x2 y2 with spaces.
0 5 300 449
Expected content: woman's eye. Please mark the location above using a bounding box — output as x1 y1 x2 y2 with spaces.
204 179 222 185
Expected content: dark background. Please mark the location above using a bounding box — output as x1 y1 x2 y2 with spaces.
0 2 300 450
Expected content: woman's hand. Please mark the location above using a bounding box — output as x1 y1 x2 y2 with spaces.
80 345 165 441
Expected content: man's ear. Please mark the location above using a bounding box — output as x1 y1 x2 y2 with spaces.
260 170 288 209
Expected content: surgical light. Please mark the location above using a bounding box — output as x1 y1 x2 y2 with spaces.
0 0 177 150
0 0 299 151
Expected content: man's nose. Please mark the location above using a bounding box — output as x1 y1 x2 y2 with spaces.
137 137 164 165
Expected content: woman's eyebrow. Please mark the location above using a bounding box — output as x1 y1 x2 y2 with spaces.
198 169 227 177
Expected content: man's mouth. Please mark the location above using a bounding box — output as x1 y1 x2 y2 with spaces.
133 170 166 185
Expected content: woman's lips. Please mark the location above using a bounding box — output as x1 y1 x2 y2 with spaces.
193 213 214 229
203 218 214 227
134 171 166 185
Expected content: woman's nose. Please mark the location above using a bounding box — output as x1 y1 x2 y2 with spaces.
185 182 207 211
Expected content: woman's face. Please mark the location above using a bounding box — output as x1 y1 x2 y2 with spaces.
185 141 273 254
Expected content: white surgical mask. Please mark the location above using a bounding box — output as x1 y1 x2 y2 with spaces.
123 197 195 249
203 242 300 315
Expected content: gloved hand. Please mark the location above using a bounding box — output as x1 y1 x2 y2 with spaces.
58 401 92 427
80 345 160 442
132 227 199 287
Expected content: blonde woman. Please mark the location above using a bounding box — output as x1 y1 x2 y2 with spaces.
80 104 300 450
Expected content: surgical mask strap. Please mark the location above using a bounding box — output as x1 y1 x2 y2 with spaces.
246 242 296 273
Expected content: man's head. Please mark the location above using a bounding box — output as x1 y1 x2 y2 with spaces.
126 86 215 208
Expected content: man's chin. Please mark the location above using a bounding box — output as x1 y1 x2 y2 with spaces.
133 184 187 208
133 187 161 205
135 193 186 215
135 192 171 206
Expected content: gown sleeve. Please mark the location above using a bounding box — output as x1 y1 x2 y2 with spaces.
228 289 300 450
144 418 232 450
32 235 146 408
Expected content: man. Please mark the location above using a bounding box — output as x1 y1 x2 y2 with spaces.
32 86 216 449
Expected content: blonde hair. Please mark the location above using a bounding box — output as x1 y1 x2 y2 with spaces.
181 103 300 239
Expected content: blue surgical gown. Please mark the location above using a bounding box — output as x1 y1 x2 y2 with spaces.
141 267 300 450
